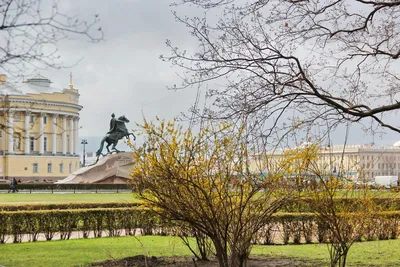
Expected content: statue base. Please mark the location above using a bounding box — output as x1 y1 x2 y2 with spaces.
55 152 134 184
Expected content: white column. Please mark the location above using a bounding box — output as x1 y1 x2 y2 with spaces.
1 114 5 153
52 114 58 155
62 115 67 154
39 113 45 154
24 111 31 154
69 117 74 154
74 117 79 155
8 110 14 154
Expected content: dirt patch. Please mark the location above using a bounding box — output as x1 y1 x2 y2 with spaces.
88 255 327 267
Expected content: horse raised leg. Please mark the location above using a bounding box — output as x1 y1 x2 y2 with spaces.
128 132 136 141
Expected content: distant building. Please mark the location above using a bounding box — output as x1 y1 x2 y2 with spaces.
315 144 400 181
251 143 400 181
0 74 81 181
80 151 98 166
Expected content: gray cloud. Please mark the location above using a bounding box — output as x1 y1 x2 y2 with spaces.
36 0 200 149
25 0 400 151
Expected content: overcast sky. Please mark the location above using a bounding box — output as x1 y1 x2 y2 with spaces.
27 0 201 152
21 0 400 152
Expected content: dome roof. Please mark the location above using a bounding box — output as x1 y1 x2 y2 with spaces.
393 141 400 147
0 74 61 96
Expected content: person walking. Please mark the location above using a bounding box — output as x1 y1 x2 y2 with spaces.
7 179 12 193
8 178 18 193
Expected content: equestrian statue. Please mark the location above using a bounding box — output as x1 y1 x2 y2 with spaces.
95 113 136 162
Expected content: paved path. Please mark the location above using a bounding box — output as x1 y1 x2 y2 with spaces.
2 229 139 244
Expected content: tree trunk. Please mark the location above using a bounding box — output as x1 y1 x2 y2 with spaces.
213 240 229 267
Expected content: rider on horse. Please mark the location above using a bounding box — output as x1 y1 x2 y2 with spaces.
108 113 117 134
95 113 136 159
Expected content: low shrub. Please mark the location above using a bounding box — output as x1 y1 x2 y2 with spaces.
0 207 160 243
0 209 399 245
0 202 140 212
283 198 400 212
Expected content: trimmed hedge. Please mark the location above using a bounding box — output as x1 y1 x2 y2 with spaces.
0 202 141 212
0 207 161 243
283 197 400 212
1 208 399 244
2 197 399 212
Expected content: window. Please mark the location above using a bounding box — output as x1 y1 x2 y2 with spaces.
30 115 35 123
47 163 52 173
44 137 47 151
30 136 35 151
69 163 72 173
59 163 64 173
33 163 38 173
43 116 47 124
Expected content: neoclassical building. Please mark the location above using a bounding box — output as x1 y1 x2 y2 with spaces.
251 144 400 181
0 74 81 181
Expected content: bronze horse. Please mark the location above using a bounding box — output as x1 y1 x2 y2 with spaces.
95 115 136 160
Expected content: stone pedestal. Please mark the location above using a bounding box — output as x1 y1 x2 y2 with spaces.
55 152 134 184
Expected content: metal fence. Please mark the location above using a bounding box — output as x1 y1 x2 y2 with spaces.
0 183 133 193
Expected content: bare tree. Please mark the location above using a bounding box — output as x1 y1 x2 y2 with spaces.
163 0 400 142
304 147 381 267
0 0 103 76
0 0 102 141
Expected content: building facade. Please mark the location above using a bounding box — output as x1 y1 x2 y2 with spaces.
316 145 400 181
0 74 81 182
251 144 400 181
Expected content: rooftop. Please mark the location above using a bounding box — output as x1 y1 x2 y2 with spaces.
0 74 63 96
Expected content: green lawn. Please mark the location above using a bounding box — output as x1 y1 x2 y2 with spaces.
253 240 400 266
0 193 137 204
0 236 399 267
1 191 395 205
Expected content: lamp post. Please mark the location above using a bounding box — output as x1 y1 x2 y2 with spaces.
81 139 88 166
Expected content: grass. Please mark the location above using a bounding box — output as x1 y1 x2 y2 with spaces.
0 190 396 205
0 236 399 267
0 193 137 204
0 236 190 267
253 240 400 266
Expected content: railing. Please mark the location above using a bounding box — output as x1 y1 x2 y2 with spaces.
0 183 133 193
